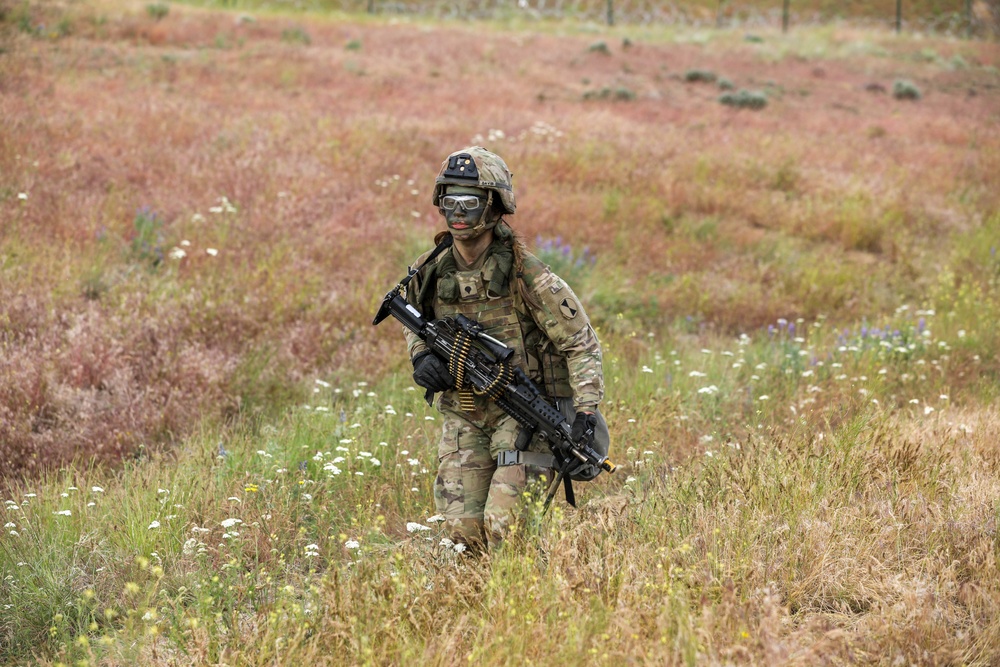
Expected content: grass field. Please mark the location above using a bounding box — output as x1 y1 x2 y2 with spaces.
1 0 999 664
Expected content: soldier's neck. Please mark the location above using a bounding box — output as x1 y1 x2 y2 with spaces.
453 231 494 267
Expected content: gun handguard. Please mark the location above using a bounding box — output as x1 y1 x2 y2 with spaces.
373 291 616 476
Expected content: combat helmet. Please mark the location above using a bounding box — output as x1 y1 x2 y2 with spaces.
432 146 516 215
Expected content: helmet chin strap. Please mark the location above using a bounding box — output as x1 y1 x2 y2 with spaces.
466 191 496 236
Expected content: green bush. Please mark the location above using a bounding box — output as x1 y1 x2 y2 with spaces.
719 89 768 110
129 207 165 269
281 26 311 45
892 79 922 100
146 3 169 21
583 86 636 101
684 69 717 83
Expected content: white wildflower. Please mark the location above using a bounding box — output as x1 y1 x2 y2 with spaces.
220 518 242 528
345 539 360 549
148 521 161 530
406 522 431 533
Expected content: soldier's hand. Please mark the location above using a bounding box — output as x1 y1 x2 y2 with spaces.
412 351 455 393
571 411 598 448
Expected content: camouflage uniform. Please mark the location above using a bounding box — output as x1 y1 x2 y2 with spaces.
402 149 606 548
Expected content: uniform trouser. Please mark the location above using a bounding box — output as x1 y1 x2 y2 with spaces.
433 396 554 550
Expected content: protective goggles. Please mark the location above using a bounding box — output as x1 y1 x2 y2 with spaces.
440 195 483 211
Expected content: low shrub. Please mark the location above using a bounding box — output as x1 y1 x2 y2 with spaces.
281 26 311 45
892 79 922 100
582 86 636 101
719 89 768 110
684 69 717 83
146 3 169 21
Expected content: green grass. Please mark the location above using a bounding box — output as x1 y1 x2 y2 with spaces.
4 357 999 663
3 262 999 662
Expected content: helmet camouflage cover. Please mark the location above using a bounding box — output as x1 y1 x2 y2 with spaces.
433 146 516 215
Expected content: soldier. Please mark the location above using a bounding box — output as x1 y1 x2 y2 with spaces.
403 146 609 551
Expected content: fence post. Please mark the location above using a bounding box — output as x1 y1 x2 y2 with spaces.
896 0 902 33
782 0 790 32
607 0 614 26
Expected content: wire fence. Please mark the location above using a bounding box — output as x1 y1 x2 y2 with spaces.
275 0 1000 37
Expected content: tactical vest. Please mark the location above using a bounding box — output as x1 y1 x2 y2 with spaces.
419 249 573 402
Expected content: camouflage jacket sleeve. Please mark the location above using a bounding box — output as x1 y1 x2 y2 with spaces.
521 258 605 411
401 250 433 362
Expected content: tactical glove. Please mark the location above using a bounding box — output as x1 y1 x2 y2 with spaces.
571 411 598 448
411 351 455 393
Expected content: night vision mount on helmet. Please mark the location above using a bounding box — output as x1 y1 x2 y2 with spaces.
433 146 516 216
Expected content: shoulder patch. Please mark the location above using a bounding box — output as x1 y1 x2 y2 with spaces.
559 297 579 319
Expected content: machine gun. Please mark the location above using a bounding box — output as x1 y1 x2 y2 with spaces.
373 236 615 509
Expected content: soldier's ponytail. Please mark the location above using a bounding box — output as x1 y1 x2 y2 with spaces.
497 221 541 311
